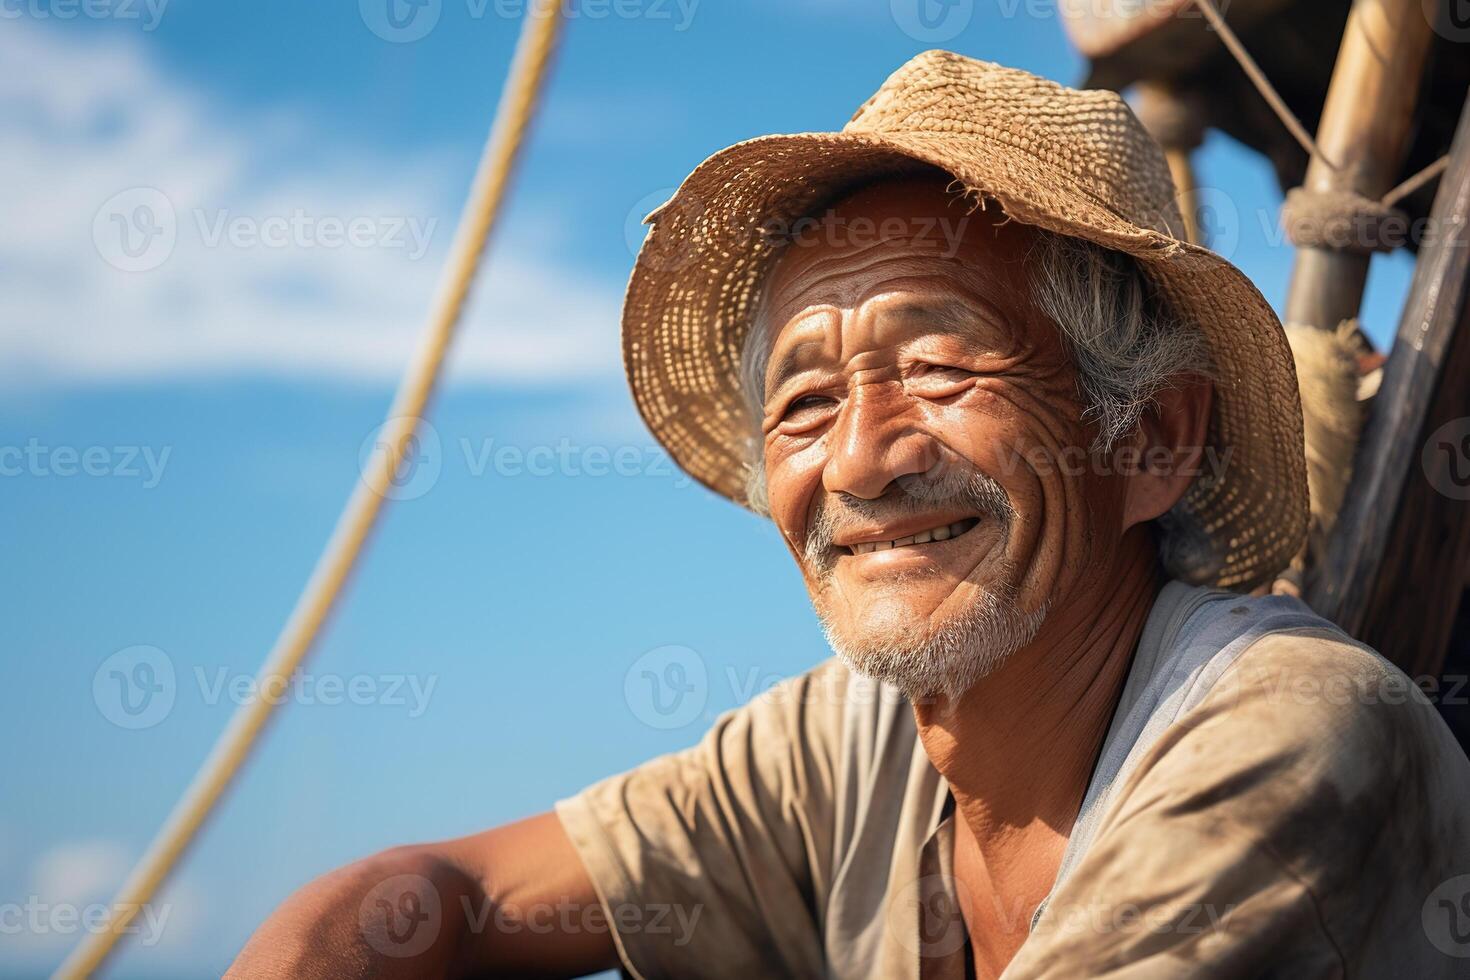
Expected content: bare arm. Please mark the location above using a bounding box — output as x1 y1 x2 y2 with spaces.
226 812 616 979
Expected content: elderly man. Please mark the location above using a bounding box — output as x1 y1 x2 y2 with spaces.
230 52 1470 978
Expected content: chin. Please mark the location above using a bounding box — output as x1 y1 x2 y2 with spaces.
816 582 1048 704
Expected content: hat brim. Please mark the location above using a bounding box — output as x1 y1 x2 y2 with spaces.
621 130 1307 591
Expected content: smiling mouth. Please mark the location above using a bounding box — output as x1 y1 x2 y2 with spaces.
845 518 981 556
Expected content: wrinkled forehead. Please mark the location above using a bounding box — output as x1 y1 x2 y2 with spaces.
760 175 1041 355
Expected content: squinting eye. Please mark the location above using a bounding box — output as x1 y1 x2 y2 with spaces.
781 395 836 427
907 365 975 395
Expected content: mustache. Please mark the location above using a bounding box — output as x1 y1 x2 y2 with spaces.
802 469 1015 572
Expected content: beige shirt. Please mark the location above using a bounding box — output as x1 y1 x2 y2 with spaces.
556 584 1470 978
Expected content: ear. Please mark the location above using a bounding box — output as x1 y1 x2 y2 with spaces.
1121 376 1213 531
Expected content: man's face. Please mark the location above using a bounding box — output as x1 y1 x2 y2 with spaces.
757 177 1132 699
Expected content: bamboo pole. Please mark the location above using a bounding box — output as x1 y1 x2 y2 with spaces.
1134 82 1203 244
1281 0 1434 330
1165 147 1200 244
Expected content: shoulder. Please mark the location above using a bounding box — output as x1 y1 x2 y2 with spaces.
1094 615 1470 968
1108 584 1470 854
1126 604 1470 877
1208 624 1451 771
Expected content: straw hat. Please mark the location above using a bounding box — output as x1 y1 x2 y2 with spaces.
622 50 1307 591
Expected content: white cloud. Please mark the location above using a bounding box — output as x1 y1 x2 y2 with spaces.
9 838 205 968
29 839 131 907
0 21 623 387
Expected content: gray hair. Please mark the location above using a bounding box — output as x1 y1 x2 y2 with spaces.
738 227 1223 584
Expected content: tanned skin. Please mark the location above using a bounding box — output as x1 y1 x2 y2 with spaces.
228 175 1211 979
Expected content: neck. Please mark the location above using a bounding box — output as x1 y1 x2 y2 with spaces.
914 533 1163 899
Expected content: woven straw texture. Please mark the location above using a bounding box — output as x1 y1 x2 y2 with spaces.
622 50 1307 591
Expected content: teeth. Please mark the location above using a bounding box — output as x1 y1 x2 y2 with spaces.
849 520 975 555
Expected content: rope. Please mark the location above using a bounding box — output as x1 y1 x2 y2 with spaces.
1190 0 1322 162
1192 0 1451 214
1281 187 1407 253
51 5 565 978
1383 153 1451 208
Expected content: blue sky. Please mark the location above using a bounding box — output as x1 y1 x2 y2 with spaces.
0 1 1416 976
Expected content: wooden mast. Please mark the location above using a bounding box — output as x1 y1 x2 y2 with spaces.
1281 0 1434 331
1309 98 1470 672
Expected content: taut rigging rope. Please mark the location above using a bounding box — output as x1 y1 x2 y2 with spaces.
53 4 565 977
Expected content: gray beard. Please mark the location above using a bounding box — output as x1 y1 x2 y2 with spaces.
802 470 1048 703
816 572 1048 704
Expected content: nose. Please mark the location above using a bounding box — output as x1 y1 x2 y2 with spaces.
822 383 938 500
